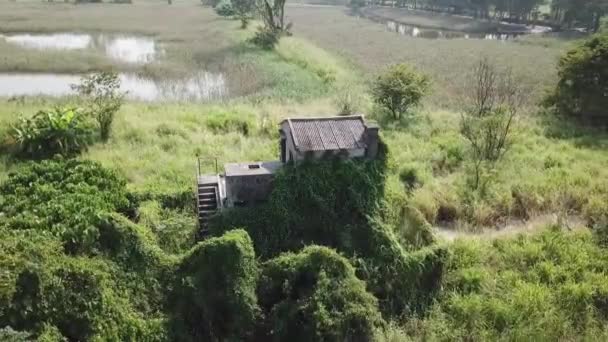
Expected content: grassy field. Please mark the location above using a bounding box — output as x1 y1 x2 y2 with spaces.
286 5 574 108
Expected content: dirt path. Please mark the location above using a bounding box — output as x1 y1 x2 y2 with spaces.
434 213 587 241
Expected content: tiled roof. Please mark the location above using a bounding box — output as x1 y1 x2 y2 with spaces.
283 116 367 152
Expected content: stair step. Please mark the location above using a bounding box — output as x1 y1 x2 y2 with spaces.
198 193 216 199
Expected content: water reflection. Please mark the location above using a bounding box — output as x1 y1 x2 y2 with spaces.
0 32 159 63
385 21 523 40
0 72 227 102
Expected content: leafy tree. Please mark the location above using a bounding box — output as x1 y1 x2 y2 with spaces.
547 33 608 125
73 72 125 142
257 246 383 341
170 229 259 341
460 58 522 190
251 0 290 49
372 64 430 121
10 107 94 159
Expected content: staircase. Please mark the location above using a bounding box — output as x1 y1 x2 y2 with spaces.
197 181 219 237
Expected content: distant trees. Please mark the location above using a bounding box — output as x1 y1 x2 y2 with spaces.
361 0 607 32
551 0 607 32
546 32 608 125
460 58 522 190
372 63 430 121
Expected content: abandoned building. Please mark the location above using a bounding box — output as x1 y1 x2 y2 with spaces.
196 115 380 233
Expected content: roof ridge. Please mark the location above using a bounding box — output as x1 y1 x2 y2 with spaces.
280 115 364 123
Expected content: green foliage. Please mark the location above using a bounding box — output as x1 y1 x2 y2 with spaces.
211 155 448 318
0 230 154 341
170 229 259 341
232 0 254 28
250 27 281 50
0 159 133 254
204 109 254 136
215 0 235 17
548 33 608 125
36 324 66 342
258 246 383 341
73 72 125 142
0 327 31 341
411 229 608 341
372 63 429 121
10 107 94 159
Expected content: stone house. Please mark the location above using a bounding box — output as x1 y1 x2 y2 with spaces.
196 115 380 233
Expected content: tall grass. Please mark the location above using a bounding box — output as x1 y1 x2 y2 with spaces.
402 228 608 340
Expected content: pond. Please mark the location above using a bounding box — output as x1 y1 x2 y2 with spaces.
385 20 528 40
0 32 159 63
0 72 227 102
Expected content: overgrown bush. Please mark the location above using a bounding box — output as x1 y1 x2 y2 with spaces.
0 159 134 254
257 246 384 341
170 229 259 341
0 226 164 341
250 26 281 50
546 33 608 126
10 107 94 159
214 0 235 17
211 153 447 318
372 63 430 121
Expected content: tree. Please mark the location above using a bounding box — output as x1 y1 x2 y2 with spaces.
547 33 608 125
460 58 522 190
251 0 290 49
371 63 430 121
72 72 125 142
233 0 255 28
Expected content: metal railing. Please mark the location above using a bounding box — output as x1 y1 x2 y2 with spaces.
196 156 218 176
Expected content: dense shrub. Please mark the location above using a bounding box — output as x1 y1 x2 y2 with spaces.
250 27 281 50
0 233 163 341
257 246 383 341
547 33 608 125
214 0 235 17
0 159 134 254
10 107 94 159
372 63 430 121
170 229 259 341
